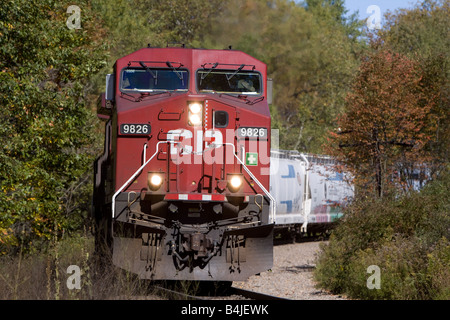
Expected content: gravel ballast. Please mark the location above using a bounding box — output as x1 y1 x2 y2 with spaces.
232 241 347 300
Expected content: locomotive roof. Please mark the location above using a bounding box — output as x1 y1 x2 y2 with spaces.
115 47 267 73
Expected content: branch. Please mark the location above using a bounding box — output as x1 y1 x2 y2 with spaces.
339 139 416 149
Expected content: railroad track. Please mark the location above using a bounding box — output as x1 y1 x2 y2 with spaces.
228 287 290 300
151 283 290 301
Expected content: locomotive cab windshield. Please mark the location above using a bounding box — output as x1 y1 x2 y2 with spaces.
120 66 189 92
197 69 262 95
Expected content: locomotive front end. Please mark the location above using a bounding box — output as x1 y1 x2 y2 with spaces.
94 47 274 281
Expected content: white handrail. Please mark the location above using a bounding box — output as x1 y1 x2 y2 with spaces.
112 141 172 218
143 143 148 164
299 153 310 232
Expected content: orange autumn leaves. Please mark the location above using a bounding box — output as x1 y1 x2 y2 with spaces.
328 48 436 196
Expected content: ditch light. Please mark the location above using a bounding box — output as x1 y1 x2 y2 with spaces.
188 102 203 126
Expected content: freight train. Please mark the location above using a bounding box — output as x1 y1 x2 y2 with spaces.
93 46 275 281
92 46 354 283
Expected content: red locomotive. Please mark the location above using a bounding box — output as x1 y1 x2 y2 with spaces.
93 46 274 281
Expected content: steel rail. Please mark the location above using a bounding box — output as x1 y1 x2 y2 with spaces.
151 285 208 300
151 284 291 301
228 287 291 300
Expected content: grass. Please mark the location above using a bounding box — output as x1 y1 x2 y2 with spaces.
0 229 217 300
0 230 157 300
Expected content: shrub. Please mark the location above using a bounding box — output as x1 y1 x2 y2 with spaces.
314 169 450 299
345 235 429 299
427 237 450 300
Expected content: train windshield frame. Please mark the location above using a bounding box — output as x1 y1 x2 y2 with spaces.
120 67 189 92
196 69 263 95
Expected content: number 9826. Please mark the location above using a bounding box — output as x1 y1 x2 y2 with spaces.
120 124 151 135
237 127 267 139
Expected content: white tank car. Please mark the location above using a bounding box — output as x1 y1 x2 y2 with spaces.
306 155 354 226
270 150 354 233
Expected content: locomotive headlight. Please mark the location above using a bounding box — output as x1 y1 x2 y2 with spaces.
188 102 202 126
148 172 164 191
189 102 202 114
228 174 243 192
150 175 162 186
189 114 202 126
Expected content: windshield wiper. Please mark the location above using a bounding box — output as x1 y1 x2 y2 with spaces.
226 64 245 81
200 62 219 83
166 61 184 86
139 61 157 84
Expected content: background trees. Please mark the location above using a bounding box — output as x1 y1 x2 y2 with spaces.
315 0 450 300
328 0 449 197
380 0 450 170
329 47 434 197
0 0 108 253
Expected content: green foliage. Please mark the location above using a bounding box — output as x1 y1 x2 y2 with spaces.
143 0 227 46
381 0 449 60
0 0 108 253
93 0 226 52
90 0 228 95
314 168 450 299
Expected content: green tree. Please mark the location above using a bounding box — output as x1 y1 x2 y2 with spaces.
90 0 228 94
143 0 227 47
0 0 108 253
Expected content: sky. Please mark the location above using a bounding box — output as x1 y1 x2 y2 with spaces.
344 0 418 22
